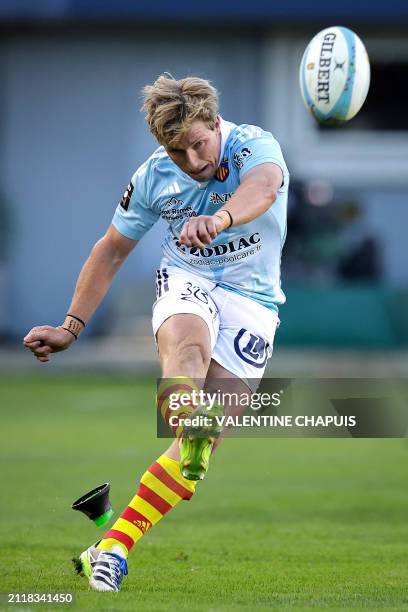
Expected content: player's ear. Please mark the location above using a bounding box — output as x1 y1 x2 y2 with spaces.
214 115 221 131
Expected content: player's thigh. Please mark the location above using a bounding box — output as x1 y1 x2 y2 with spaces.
157 313 212 366
152 266 220 358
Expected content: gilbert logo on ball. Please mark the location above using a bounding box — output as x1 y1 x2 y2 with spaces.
299 26 370 124
72 483 114 527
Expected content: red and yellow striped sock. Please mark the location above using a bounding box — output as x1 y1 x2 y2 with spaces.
157 377 201 438
97 454 197 557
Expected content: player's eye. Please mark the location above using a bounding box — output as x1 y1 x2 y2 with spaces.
194 140 205 150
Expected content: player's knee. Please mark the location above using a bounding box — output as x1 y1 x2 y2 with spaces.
177 337 210 367
162 337 210 374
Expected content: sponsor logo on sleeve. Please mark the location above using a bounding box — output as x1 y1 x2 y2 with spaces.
119 181 134 211
233 147 252 170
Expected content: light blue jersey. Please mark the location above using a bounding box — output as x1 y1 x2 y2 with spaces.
112 118 289 312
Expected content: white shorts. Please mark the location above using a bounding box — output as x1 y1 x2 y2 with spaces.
152 266 279 381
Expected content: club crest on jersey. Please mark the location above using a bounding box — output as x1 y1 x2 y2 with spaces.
215 156 229 182
119 181 134 211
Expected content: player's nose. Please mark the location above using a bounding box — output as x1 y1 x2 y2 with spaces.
185 149 201 172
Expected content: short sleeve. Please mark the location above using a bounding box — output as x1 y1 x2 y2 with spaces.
111 162 160 241
231 128 289 188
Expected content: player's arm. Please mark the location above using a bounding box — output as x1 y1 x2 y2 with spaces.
216 162 283 227
179 163 283 249
23 225 137 363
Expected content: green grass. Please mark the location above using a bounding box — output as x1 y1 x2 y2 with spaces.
1 375 408 611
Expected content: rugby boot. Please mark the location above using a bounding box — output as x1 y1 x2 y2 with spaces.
179 403 224 481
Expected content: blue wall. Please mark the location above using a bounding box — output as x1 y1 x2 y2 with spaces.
1 30 261 335
0 0 407 23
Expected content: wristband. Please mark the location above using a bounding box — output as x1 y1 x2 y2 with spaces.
62 315 85 338
66 313 86 327
60 326 78 340
214 209 233 229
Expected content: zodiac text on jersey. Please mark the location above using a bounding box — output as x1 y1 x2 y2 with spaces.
173 232 261 258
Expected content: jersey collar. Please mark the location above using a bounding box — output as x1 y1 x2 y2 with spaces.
196 117 235 189
218 116 234 166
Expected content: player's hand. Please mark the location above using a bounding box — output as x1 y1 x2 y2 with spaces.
23 325 75 363
179 215 224 249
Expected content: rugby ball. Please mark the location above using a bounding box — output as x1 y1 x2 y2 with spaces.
299 26 370 125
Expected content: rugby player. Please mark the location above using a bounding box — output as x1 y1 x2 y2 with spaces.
23 74 289 592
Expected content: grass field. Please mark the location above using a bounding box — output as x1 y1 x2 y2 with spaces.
1 375 408 611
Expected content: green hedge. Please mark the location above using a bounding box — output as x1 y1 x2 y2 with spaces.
277 284 408 348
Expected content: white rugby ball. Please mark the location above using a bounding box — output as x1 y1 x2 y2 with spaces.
299 26 370 125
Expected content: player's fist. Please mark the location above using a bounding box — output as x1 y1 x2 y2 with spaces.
179 214 224 249
23 325 75 363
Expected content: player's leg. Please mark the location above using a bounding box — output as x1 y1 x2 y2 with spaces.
74 272 219 591
152 270 222 480
157 312 212 378
163 357 253 461
155 312 223 480
85 315 211 564
201 284 280 454
202 358 252 452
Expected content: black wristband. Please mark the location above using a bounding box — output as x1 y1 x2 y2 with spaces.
61 326 78 340
215 209 234 229
66 313 86 327
224 209 233 228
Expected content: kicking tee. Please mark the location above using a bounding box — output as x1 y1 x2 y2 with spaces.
112 118 289 312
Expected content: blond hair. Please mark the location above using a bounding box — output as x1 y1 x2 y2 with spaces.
142 73 219 147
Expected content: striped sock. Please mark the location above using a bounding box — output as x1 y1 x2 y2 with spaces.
157 377 201 438
97 454 197 557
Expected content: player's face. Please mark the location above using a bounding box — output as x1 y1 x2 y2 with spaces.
166 117 221 182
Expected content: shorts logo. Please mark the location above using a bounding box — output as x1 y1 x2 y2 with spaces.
119 181 134 211
180 282 216 316
215 156 229 182
233 147 252 170
209 192 232 205
234 328 270 368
